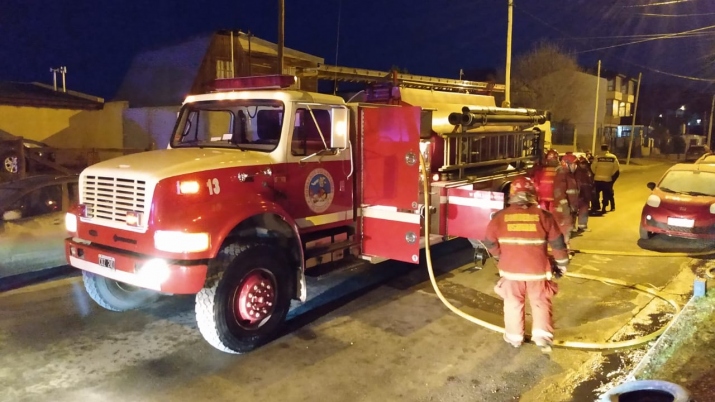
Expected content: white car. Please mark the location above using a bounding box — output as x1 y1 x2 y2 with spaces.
0 174 78 278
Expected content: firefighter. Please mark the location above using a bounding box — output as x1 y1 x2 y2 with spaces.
560 152 580 234
483 176 569 352
531 149 575 245
573 156 595 231
591 144 620 213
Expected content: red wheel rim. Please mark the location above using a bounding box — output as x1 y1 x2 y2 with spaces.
233 268 277 329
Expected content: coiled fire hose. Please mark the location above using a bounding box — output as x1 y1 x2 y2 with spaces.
419 153 684 350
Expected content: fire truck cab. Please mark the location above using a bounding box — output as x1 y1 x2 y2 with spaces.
65 71 549 354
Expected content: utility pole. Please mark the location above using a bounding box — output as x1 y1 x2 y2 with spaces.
503 0 513 107
708 93 715 149
626 72 642 165
591 60 602 154
277 0 285 75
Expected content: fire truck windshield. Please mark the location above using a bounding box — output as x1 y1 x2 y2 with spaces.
171 99 285 152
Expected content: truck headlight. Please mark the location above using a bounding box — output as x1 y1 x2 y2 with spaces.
710 204 715 214
65 213 78 233
154 231 209 253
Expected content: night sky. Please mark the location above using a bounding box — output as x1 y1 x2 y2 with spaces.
1 0 714 100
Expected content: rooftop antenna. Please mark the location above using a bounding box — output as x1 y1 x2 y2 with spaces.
49 66 67 92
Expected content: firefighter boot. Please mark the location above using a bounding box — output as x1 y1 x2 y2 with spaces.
533 337 552 354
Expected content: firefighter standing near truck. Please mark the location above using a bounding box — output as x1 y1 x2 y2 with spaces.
483 176 569 352
531 149 576 246
560 152 589 233
573 156 595 232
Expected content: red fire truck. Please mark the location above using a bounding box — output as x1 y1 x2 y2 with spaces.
64 66 549 353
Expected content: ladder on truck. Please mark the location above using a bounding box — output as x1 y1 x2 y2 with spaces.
296 64 504 94
439 106 549 180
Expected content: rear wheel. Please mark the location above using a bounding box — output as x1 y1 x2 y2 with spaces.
195 243 293 354
82 271 161 311
639 226 652 240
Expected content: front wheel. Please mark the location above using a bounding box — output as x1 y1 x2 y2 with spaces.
639 226 653 240
2 152 19 174
82 271 161 311
195 244 293 354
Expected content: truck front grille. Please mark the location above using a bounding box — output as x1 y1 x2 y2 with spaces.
83 175 147 225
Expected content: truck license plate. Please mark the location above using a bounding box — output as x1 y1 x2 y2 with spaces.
98 254 116 270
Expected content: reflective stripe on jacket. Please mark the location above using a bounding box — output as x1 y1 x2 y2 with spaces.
482 203 569 277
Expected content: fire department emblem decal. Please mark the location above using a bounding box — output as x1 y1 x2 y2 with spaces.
305 168 334 213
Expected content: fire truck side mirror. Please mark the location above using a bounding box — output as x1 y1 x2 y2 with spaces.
331 107 349 149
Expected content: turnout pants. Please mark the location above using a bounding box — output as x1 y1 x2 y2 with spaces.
494 278 559 346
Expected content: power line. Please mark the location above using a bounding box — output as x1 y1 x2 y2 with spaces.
515 2 715 83
624 0 696 8
574 23 715 54
640 12 715 17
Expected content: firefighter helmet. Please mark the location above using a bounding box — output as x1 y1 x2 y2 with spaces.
561 153 578 165
510 176 537 198
545 149 560 162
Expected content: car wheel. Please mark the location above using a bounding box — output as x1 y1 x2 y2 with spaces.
639 226 652 240
2 152 19 174
195 243 293 354
82 271 161 311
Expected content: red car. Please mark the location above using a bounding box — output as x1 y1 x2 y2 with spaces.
640 163 715 240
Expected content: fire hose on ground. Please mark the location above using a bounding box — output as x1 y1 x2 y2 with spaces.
417 153 711 350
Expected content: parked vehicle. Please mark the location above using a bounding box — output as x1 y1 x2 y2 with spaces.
684 145 708 162
64 68 550 353
0 174 78 278
694 153 715 164
639 163 715 240
0 132 57 175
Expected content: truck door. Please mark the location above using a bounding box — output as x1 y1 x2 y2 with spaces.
278 104 353 229
359 106 422 264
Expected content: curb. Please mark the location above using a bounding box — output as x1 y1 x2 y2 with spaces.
0 266 79 293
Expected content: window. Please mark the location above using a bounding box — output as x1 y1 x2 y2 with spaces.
620 80 627 94
609 100 618 117
618 102 626 117
607 79 615 91
291 108 331 156
628 80 635 96
9 185 63 219
216 59 233 79
172 100 285 152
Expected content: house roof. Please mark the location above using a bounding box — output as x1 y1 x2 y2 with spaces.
114 34 213 108
230 31 324 64
115 31 324 108
0 82 104 110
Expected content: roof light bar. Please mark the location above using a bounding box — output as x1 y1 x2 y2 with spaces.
212 75 297 92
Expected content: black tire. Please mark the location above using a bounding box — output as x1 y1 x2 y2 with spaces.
639 226 652 240
195 243 293 354
83 271 161 311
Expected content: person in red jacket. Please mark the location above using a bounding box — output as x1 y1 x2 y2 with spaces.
573 156 595 232
483 176 569 352
531 149 575 245
561 152 590 234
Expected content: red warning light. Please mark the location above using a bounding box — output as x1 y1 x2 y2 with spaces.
212 75 296 91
